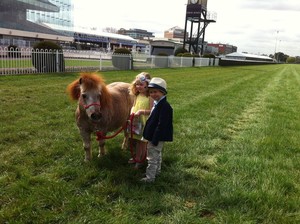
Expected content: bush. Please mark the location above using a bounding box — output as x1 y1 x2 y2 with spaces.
32 41 65 72
113 48 131 55
112 48 133 70
203 53 216 58
174 47 188 56
182 53 193 57
157 52 168 56
33 41 62 51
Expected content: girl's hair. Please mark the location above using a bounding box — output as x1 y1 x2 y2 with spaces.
129 72 151 96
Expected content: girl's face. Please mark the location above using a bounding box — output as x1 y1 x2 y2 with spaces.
135 81 148 93
149 89 164 101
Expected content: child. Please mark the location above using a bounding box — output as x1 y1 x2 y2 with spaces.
128 72 153 169
141 77 173 183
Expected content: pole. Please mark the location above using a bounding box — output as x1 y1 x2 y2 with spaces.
274 30 279 61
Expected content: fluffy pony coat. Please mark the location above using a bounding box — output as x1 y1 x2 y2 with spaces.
67 73 133 161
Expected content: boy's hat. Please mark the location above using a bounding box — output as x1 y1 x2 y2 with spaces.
148 77 167 94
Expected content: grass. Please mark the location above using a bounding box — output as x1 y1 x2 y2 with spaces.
0 65 299 223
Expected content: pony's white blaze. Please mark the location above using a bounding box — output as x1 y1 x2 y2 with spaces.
86 104 101 121
80 86 102 122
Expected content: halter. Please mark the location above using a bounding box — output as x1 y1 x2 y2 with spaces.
80 101 101 110
83 102 101 109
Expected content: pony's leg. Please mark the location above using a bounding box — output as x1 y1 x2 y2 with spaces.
80 131 92 162
121 130 129 150
98 139 106 157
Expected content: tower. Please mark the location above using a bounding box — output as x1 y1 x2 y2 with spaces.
183 0 216 55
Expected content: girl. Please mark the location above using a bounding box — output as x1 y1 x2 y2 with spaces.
128 72 153 169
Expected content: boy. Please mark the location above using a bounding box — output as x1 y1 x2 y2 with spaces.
141 77 173 183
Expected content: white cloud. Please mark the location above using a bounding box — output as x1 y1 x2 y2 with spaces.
73 0 300 56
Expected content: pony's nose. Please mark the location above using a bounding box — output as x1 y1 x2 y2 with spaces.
91 113 102 121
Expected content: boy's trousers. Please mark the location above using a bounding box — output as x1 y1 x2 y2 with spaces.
146 141 164 180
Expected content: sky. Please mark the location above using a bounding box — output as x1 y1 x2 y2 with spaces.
73 0 300 56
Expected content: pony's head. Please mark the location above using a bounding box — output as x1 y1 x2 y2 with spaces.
67 73 111 122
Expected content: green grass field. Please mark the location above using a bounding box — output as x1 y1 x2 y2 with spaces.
0 65 299 223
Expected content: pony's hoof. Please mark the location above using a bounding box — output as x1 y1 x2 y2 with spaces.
84 157 91 162
97 153 105 158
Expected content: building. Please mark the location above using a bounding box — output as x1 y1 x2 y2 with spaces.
27 0 74 28
0 0 73 48
164 26 187 39
118 28 154 40
219 52 275 66
150 39 184 56
0 0 140 51
207 43 237 55
72 29 138 51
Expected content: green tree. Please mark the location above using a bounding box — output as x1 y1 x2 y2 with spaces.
286 57 296 63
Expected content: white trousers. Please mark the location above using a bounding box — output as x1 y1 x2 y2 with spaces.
145 141 164 180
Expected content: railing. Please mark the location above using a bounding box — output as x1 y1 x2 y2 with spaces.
0 47 219 75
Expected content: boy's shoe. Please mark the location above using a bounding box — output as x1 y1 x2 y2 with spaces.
140 177 155 183
128 158 136 164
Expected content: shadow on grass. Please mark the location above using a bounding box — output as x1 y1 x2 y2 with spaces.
85 145 203 190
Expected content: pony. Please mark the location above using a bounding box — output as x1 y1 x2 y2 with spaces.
67 73 133 161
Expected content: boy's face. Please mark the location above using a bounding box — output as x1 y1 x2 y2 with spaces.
149 88 164 101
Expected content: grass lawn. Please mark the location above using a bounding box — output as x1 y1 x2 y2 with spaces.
0 65 299 223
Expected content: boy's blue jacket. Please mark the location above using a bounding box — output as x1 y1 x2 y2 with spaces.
143 97 173 146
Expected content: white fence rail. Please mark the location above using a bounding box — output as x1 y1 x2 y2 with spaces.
0 47 219 75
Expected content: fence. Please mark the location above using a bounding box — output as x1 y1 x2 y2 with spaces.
0 47 219 75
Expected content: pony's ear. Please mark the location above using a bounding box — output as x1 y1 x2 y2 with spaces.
100 84 112 108
66 79 81 100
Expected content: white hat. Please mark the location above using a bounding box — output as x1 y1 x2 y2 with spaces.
148 77 167 94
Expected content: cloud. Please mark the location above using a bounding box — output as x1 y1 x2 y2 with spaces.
240 0 300 11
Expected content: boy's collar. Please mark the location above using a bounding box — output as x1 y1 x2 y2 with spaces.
154 96 166 105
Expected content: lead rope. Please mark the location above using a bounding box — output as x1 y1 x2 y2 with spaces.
96 126 124 141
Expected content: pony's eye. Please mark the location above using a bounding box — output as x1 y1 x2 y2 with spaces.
82 93 87 99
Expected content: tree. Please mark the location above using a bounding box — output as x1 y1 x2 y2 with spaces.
102 27 118 33
275 52 288 63
286 57 295 63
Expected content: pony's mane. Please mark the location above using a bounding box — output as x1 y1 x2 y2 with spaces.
67 73 111 107
79 73 112 109
79 73 105 90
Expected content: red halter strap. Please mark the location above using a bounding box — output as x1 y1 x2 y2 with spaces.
79 101 101 110
83 103 101 109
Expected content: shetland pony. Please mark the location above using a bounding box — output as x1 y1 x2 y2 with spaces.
67 73 133 161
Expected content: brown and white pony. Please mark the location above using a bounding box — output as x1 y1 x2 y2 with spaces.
67 73 133 161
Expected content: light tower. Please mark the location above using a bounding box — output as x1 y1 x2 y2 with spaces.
183 0 216 55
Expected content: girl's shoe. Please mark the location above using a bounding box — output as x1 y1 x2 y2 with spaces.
128 158 136 164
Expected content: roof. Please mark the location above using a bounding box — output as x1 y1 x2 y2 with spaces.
43 23 136 42
225 52 272 60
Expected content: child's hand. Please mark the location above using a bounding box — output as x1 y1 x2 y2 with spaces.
135 110 142 116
